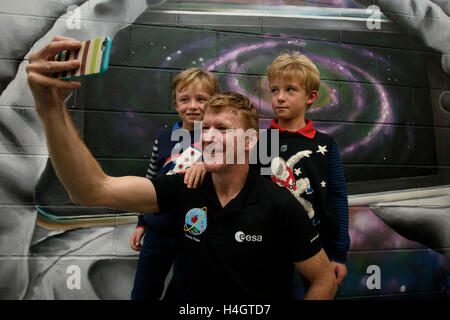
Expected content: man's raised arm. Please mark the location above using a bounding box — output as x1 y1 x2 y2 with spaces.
26 36 159 214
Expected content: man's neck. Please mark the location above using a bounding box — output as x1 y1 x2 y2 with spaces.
278 118 306 132
211 164 249 208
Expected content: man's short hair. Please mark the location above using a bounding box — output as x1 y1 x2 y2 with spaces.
172 68 220 100
204 92 259 131
267 52 321 93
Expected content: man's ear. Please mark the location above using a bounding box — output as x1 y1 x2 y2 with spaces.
245 129 259 151
306 90 319 105
173 102 179 111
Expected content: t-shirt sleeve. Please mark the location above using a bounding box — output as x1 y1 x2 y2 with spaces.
151 173 185 214
282 195 323 262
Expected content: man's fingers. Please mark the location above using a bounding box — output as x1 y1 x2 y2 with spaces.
28 71 81 90
28 38 80 64
43 39 82 61
26 60 80 76
53 36 78 42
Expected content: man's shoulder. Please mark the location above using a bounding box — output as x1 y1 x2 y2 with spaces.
252 176 310 219
153 171 186 186
252 174 296 203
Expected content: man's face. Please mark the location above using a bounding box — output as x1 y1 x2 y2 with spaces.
201 108 247 173
174 81 211 131
269 76 317 122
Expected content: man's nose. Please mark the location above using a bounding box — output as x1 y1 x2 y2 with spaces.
202 128 218 142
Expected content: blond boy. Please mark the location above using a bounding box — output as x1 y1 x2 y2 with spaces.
266 52 350 288
129 68 219 300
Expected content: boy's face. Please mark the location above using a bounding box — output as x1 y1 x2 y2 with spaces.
174 81 211 131
269 76 318 123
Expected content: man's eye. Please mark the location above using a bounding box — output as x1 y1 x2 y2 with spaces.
270 88 278 93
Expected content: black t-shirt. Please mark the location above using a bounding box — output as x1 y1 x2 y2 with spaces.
152 165 322 301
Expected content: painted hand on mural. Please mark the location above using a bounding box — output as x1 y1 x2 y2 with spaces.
373 0 450 74
0 0 160 300
0 0 88 94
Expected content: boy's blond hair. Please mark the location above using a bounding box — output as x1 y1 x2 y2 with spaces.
205 92 259 131
172 68 219 100
267 52 320 95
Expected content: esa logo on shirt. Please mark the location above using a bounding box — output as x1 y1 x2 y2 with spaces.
235 231 262 242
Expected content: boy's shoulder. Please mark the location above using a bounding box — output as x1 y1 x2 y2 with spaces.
271 124 336 146
313 128 336 145
156 121 185 143
156 127 174 143
267 119 335 142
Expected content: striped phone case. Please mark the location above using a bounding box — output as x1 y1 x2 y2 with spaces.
54 36 112 80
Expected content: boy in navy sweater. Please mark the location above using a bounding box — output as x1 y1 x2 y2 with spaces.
265 52 350 286
129 68 219 300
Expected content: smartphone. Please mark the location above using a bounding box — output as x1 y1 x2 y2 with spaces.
54 36 112 80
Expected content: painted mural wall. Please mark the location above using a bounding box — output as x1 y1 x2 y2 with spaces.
0 0 449 300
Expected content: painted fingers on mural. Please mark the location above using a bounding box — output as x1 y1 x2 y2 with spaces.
331 261 348 285
183 162 207 189
130 227 145 251
26 37 82 114
374 0 450 74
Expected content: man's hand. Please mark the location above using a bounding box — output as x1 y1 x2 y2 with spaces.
331 261 347 285
26 36 81 116
25 36 161 215
182 162 206 188
295 249 337 300
130 227 145 251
